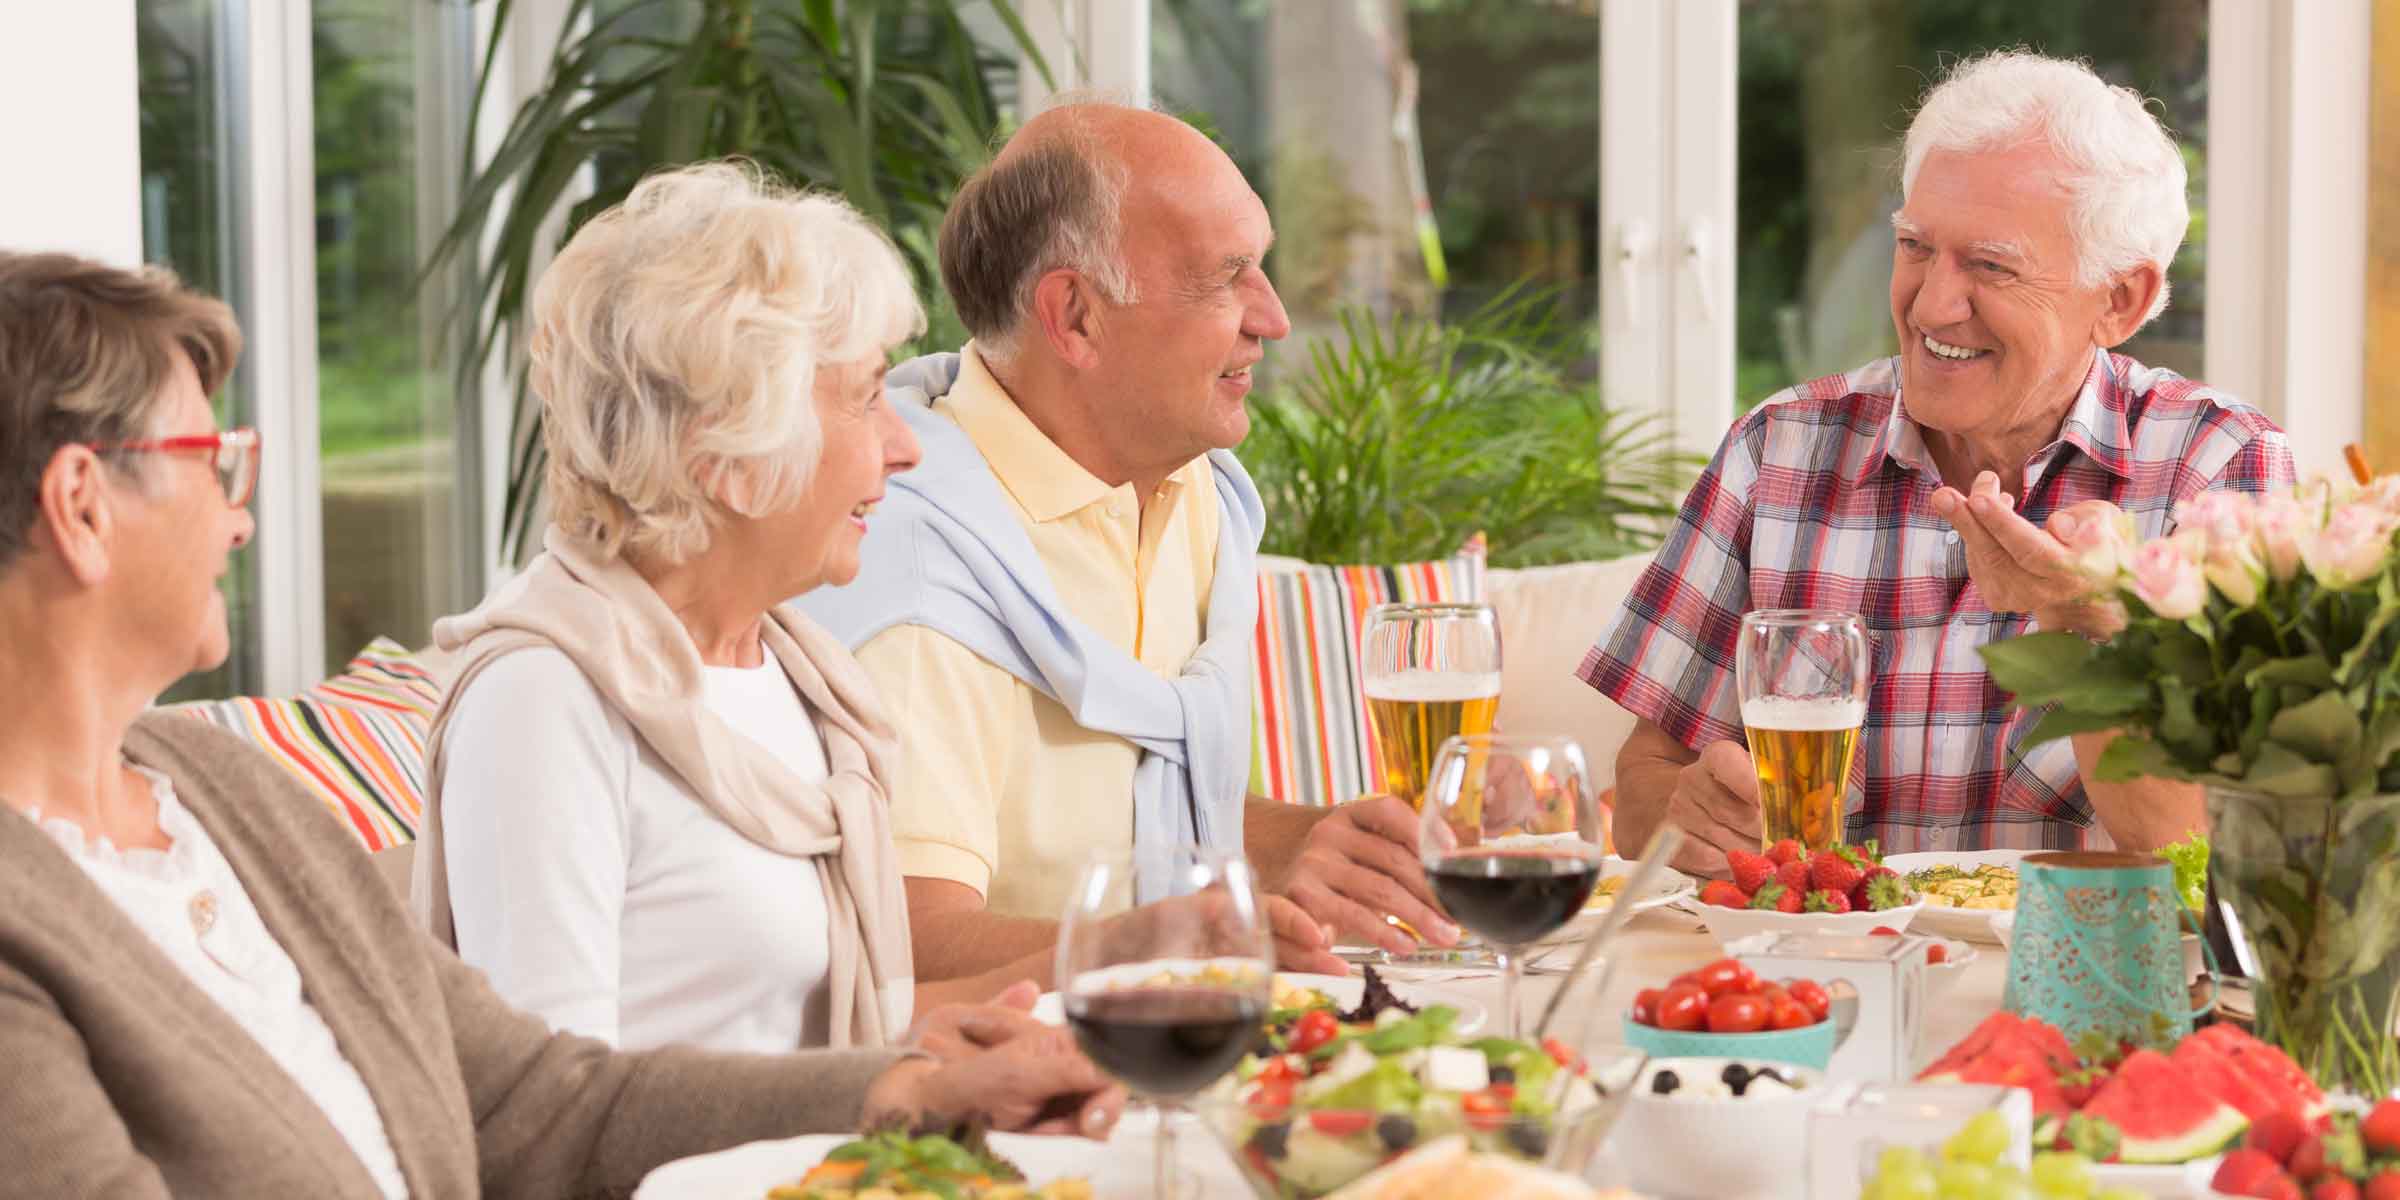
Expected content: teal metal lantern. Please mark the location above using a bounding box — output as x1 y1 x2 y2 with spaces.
2003 851 2215 1049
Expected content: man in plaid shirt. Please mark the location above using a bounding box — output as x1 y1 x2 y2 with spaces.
1580 52 2293 877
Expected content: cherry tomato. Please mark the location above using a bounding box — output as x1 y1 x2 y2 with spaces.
1707 993 1769 1034
1656 983 1710 1032
1692 958 1751 999
1462 1088 1513 1131
1767 996 1815 1031
1542 1037 1583 1072
1632 987 1665 1027
1248 1076 1295 1118
1669 970 1703 992
1257 1056 1298 1085
1785 979 1832 1023
1754 983 1792 1009
1309 1110 1373 1137
1288 1009 1340 1055
1927 943 1950 965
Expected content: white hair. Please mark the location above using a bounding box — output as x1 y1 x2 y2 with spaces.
530 160 925 565
1901 51 2189 326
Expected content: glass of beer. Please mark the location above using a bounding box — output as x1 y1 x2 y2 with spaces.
1737 609 1869 852
1360 602 1502 809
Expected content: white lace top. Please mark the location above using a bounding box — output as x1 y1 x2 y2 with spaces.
34 766 408 1198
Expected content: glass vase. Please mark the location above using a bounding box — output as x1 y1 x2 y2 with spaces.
2205 786 2400 1098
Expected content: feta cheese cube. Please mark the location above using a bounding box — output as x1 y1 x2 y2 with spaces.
1419 1046 1488 1093
1301 1042 1377 1100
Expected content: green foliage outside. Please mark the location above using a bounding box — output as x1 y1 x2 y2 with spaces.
1241 289 1696 570
427 0 1046 559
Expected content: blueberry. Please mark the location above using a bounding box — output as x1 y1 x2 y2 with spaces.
1720 1063 1752 1089
1375 1114 1417 1150
1488 1063 1517 1085
1650 1069 1680 1095
1505 1120 1551 1158
1248 1121 1290 1159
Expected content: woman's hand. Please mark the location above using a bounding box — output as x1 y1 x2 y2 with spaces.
860 1030 1126 1139
905 980 1045 1061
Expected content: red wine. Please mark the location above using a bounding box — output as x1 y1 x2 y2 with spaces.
1063 988 1264 1097
1428 850 1602 947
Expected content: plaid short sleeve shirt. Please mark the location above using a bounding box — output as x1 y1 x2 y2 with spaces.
1578 349 2295 852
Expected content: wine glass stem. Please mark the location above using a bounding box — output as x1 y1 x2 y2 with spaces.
1152 1099 1180 1200
1499 946 1522 1038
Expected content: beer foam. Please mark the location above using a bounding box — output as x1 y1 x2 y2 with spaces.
1741 696 1867 731
1363 669 1503 702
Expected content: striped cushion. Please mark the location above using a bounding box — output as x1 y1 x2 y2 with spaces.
1250 550 1486 808
172 638 439 851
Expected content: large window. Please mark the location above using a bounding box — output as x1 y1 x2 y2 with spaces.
1151 0 1599 337
1736 0 2210 406
138 0 258 700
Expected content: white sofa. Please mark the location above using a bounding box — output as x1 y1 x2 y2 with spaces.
1485 554 1651 793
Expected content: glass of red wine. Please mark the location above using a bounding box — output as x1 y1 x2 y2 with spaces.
1056 845 1274 1200
1419 733 1605 1037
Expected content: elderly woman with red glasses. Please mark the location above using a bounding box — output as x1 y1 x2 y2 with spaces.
0 251 1120 1198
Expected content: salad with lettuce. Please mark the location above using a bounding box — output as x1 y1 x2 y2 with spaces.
1205 1004 1613 1198
2160 830 2210 912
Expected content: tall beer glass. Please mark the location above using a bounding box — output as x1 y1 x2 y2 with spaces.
1736 609 1869 852
1360 603 1501 809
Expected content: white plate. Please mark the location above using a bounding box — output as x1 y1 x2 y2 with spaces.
1884 850 2029 944
1032 970 1489 1035
1568 856 1702 925
2082 1154 2221 1197
634 1131 1136 1199
1685 896 1928 947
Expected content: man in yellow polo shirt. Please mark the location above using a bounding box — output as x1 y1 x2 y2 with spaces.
801 100 1454 983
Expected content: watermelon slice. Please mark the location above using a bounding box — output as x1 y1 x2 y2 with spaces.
2170 1038 2285 1121
1923 1037 2074 1117
2182 1026 2329 1119
2078 1049 2250 1164
1921 1012 2077 1080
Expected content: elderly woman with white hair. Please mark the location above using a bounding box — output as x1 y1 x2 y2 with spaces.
1582 51 2296 876
416 161 1070 1055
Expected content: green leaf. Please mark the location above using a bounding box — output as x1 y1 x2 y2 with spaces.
2266 691 2364 766
2020 704 2128 748
2240 741 2344 798
2248 655 2338 690
1981 634 2147 711
2096 735 2184 783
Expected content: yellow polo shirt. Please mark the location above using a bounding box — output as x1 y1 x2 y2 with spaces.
853 345 1222 920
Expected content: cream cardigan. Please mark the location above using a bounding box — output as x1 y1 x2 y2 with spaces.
0 713 905 1199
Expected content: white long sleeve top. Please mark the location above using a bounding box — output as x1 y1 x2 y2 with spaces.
437 647 835 1053
36 766 410 1198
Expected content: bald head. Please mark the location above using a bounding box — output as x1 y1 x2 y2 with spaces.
938 99 1254 360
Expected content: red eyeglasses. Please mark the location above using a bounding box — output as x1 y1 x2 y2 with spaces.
86 428 262 507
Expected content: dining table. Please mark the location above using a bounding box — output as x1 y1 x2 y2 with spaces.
1066 902 2017 1198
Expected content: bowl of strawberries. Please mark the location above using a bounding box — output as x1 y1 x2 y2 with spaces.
1688 838 1925 947
1619 958 1858 1069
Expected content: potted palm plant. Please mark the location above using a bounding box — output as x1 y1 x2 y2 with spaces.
426 0 1046 560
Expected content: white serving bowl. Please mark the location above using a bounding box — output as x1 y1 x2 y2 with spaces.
1689 897 1926 948
1610 1056 1826 1200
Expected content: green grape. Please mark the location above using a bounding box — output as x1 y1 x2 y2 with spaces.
1868 1165 1940 1200
1878 1145 1933 1179
1944 1111 2013 1166
1983 1173 2036 1200
2091 1190 2146 1200
2029 1151 2093 1198
1934 1160 1992 1196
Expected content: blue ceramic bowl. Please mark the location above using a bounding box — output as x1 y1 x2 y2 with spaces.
1620 1013 1835 1069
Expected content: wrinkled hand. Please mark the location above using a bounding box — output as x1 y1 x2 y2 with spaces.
905 980 1044 1062
1281 796 1458 955
1930 471 2090 615
1666 740 1765 879
863 1030 1126 1140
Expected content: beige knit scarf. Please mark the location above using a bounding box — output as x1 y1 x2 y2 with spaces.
410 526 913 1046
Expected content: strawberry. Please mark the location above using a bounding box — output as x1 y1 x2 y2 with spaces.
1804 888 1852 914
1775 859 1810 894
2290 1134 2329 1183
2251 1109 2308 1167
1860 872 1914 912
1926 942 1949 965
1750 881 1805 913
2362 1099 2400 1158
1808 848 1866 896
2216 1150 2295 1199
1850 864 1902 910
2314 1179 2362 1200
1766 838 1805 867
1728 849 1776 895
2363 1172 2400 1200
1700 881 1750 909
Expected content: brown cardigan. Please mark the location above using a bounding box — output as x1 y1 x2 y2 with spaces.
0 712 908 1198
